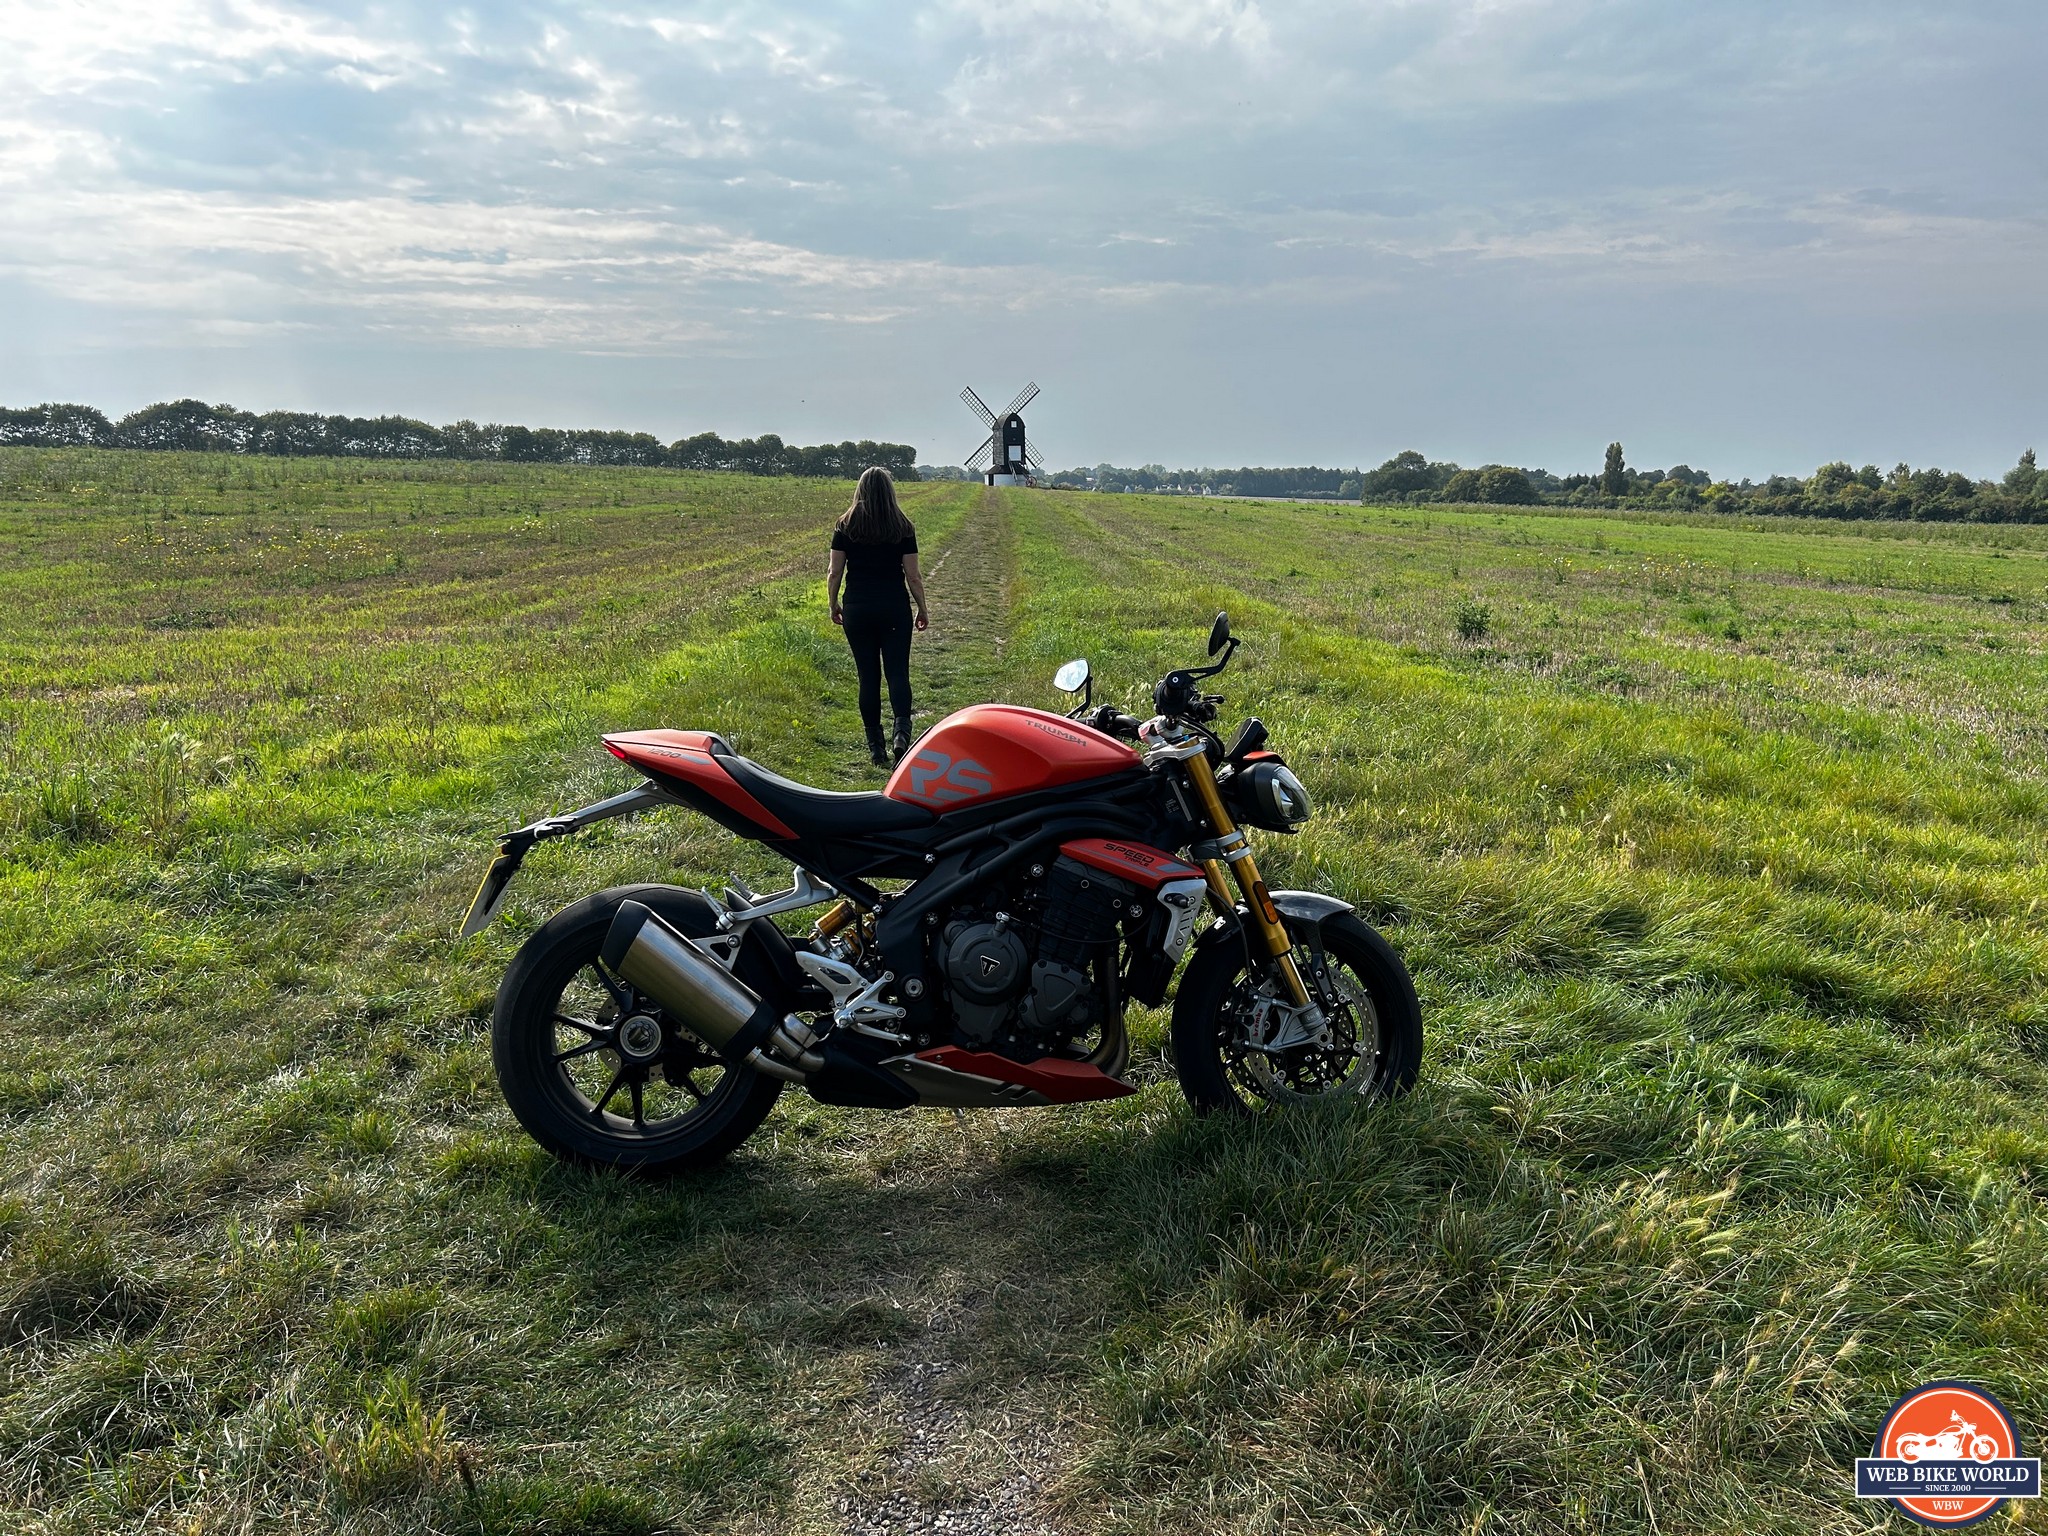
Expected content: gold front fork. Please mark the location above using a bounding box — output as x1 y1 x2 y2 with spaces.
1183 753 1313 1008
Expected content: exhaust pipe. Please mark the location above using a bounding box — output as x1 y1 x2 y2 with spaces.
600 902 820 1075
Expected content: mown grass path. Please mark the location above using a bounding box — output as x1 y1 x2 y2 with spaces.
3 456 2046 1535
908 487 1017 726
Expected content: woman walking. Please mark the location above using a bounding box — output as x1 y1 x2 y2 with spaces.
828 467 929 765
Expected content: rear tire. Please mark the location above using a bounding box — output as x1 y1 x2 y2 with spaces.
1171 910 1421 1115
492 884 784 1175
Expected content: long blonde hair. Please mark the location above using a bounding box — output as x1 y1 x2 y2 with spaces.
836 466 914 543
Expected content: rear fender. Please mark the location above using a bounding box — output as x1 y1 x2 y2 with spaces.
461 784 675 938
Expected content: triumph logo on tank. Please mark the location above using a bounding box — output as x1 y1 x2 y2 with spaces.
1855 1382 2039 1527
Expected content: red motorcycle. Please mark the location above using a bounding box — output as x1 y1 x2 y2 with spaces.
464 614 1421 1173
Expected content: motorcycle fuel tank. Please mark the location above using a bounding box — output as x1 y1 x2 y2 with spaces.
885 704 1140 811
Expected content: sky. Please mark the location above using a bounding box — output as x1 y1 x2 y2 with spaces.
1 0 2042 480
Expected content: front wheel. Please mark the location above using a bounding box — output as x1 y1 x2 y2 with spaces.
1171 910 1421 1114
491 885 784 1176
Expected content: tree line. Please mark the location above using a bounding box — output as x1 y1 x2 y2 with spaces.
1028 463 1362 498
0 399 921 480
1046 444 2048 522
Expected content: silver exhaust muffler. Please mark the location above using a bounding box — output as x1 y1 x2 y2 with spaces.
600 902 821 1076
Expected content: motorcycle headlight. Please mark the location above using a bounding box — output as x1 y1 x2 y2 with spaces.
1232 762 1312 831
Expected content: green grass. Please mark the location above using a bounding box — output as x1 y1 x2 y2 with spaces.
2 450 2045 1533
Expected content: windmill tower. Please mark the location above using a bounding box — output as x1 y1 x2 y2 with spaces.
961 382 1043 487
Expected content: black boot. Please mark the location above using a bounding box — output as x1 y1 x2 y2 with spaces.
892 716 914 763
865 722 888 767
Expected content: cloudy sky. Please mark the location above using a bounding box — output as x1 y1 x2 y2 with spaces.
1 1 2041 477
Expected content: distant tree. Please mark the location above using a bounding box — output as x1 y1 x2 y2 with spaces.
1360 449 1438 499
0 403 115 446
1476 465 1537 504
342 415 443 458
1601 442 1627 497
1336 477 1362 501
1808 462 1857 498
115 399 256 452
2004 448 2039 496
668 432 723 470
443 420 504 458
1441 469 1483 503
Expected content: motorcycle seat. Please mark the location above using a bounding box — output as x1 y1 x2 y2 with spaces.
711 743 937 840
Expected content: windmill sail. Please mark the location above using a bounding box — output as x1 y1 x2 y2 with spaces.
962 433 994 470
1001 382 1040 419
959 387 997 426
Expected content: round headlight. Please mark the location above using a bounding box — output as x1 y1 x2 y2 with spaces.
1270 768 1309 821
1241 762 1312 829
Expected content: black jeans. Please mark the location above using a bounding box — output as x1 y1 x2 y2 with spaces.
843 601 913 734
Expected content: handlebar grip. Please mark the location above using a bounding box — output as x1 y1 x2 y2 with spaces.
1084 707 1143 739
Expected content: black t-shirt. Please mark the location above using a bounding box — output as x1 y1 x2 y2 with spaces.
832 526 917 605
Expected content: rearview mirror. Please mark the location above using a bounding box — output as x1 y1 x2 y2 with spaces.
1054 658 1090 693
1208 611 1231 657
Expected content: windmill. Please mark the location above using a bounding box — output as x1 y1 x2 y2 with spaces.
961 382 1043 487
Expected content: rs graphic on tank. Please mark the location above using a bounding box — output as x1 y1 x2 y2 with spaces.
462 612 1422 1174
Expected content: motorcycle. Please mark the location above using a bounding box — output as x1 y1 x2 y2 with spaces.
1897 1414 2001 1463
463 613 1421 1174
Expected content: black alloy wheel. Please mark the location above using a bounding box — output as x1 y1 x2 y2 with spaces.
491 885 784 1175
1170 909 1421 1114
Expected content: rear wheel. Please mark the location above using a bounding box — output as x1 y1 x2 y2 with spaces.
1171 910 1420 1115
492 885 783 1175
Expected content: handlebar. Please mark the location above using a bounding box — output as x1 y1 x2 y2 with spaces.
1065 618 1240 735
1076 705 1145 739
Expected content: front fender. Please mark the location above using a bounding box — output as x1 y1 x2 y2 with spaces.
1270 889 1356 924
1192 888 1356 948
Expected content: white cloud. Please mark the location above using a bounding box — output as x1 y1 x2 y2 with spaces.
938 0 1271 60
0 182 1199 348
0 0 417 95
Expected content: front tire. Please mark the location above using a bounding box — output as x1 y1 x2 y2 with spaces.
492 885 784 1175
1171 910 1421 1115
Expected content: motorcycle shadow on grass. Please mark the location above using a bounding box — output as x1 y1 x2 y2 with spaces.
459 1078 1479 1521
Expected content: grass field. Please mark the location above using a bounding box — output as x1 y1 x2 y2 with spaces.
2 448 2046 1534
